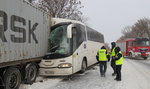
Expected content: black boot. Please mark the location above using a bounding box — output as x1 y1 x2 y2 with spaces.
112 73 116 76
116 79 121 81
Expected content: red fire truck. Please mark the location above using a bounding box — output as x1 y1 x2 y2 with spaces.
116 38 150 59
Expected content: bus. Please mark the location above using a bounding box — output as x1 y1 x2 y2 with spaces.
39 18 104 76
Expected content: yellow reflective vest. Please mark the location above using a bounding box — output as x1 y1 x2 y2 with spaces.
97 49 107 61
111 47 116 57
115 51 124 65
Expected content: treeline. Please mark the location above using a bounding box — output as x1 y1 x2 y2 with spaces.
25 0 87 22
119 18 150 41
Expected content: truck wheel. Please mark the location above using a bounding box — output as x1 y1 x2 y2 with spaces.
25 63 37 84
4 67 21 89
80 59 87 73
143 57 147 60
129 53 133 59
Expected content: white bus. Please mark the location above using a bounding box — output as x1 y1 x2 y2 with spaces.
39 18 104 76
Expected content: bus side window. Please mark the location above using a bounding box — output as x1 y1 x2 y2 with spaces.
72 27 77 52
72 24 85 52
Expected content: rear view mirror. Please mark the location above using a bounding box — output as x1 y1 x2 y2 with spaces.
67 24 73 38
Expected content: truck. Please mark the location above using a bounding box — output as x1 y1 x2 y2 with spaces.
116 38 150 59
0 0 51 89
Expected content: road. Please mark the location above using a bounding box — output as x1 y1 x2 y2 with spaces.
21 58 150 89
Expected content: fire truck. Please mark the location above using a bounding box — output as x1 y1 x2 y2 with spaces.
116 38 150 59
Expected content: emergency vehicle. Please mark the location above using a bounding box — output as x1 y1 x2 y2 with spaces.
116 38 150 59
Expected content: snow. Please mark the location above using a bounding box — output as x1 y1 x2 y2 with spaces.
123 59 150 89
20 77 63 89
20 58 150 89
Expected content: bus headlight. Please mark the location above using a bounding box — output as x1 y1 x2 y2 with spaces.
58 63 72 68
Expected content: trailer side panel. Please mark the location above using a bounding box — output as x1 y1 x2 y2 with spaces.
0 0 50 66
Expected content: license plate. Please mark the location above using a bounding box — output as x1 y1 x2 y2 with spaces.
45 71 54 74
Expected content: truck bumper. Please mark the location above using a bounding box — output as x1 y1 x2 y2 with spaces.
39 67 73 76
134 52 150 58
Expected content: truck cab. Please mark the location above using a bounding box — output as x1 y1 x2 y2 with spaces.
127 38 150 59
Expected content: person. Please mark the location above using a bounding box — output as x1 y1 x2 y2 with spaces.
114 47 124 81
110 42 116 76
96 46 110 77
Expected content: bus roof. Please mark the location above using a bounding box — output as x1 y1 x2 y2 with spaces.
51 18 85 26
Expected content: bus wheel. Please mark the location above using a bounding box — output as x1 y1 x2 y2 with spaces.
80 59 87 73
24 63 37 84
4 67 21 89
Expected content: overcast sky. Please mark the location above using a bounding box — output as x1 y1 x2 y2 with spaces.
81 0 150 43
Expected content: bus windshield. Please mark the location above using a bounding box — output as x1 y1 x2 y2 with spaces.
136 40 149 46
46 25 71 58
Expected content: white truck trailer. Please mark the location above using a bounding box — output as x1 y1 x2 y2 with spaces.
0 0 51 89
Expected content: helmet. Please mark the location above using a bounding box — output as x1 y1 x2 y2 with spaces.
115 46 120 53
111 42 116 46
101 46 106 49
111 42 116 47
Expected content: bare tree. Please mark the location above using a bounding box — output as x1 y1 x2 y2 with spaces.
24 0 38 5
38 0 84 22
134 18 150 41
119 18 150 42
122 26 132 37
119 26 133 40
28 0 32 3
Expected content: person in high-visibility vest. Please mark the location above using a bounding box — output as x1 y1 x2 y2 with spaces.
96 46 110 77
114 46 124 81
110 42 116 76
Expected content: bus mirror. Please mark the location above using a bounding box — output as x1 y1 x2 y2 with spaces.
67 24 73 38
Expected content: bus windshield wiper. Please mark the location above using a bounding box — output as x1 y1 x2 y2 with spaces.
49 45 59 52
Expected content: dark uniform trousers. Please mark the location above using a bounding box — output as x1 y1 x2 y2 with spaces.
111 56 116 73
99 61 107 75
116 65 122 80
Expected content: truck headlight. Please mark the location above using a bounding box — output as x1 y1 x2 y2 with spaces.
58 63 72 68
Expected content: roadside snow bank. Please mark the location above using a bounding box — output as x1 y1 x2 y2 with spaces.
20 76 63 89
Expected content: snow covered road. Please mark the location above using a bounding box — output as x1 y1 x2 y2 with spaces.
21 58 150 89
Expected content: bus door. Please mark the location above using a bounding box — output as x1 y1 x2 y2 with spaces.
72 26 82 73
